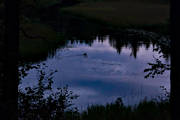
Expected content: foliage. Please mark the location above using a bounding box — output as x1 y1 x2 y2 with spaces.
143 31 170 78
16 0 171 119
144 57 170 78
18 86 78 119
18 63 171 120
18 63 79 120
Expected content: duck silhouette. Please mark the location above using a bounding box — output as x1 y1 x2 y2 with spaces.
83 53 88 57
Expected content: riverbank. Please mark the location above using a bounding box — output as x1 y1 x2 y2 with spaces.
61 0 169 34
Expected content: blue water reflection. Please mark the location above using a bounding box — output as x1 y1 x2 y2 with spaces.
20 35 170 110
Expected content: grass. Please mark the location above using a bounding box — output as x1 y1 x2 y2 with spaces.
79 98 171 120
61 0 169 33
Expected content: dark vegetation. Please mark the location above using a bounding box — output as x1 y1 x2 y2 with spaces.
0 0 172 119
80 97 170 120
144 57 170 78
0 0 170 62
1 0 80 62
18 63 171 120
16 1 171 118
18 63 79 119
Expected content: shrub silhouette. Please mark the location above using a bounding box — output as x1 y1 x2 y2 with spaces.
18 63 79 120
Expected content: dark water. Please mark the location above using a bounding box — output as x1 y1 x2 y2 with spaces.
19 14 170 110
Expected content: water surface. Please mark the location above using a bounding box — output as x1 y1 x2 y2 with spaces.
20 33 170 110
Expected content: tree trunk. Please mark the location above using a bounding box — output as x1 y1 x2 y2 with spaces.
0 0 19 119
170 0 180 120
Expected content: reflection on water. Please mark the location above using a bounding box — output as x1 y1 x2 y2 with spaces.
20 34 170 110
19 13 170 110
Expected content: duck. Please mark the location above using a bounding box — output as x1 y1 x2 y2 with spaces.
83 53 87 57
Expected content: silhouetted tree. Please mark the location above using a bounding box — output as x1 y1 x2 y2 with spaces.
170 0 180 120
0 0 19 119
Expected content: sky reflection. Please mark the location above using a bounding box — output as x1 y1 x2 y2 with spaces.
20 36 170 110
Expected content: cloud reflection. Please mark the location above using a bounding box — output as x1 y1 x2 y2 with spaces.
21 36 170 110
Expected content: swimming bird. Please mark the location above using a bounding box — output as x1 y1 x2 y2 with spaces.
83 53 87 57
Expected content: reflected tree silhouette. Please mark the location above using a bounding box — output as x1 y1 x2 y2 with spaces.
0 1 173 118
20 13 170 63
57 15 170 59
